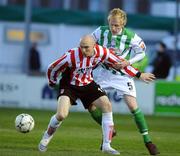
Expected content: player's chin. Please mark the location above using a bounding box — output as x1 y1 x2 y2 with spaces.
85 54 93 57
111 31 118 35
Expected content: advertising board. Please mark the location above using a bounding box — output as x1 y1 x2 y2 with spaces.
155 81 180 115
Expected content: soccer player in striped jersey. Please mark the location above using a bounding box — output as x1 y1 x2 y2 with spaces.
38 35 154 155
90 8 160 155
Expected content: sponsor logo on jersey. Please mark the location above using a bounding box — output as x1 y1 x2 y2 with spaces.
77 66 92 74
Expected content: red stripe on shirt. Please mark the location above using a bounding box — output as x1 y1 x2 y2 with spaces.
92 45 100 65
101 46 107 61
54 62 68 81
70 50 76 68
75 48 84 86
47 54 67 82
124 66 137 77
79 48 83 67
107 57 117 64
84 57 92 85
69 50 78 85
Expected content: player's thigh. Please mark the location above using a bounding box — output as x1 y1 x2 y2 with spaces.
92 95 112 113
56 95 71 120
88 104 97 112
124 94 138 111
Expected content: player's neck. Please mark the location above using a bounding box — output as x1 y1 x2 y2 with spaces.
112 28 123 37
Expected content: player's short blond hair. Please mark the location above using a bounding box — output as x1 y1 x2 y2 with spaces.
107 8 127 27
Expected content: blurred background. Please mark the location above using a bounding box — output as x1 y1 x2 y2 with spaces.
0 0 179 116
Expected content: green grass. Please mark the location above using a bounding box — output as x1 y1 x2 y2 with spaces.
0 107 180 156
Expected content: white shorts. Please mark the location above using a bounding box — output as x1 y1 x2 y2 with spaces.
93 66 136 98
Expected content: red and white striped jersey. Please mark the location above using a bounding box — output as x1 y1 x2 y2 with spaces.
47 44 139 86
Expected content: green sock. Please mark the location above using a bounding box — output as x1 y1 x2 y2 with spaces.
132 108 151 143
89 107 102 125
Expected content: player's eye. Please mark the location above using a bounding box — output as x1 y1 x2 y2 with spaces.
81 46 89 49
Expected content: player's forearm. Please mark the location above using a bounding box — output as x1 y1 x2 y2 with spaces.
47 58 68 87
109 53 139 77
47 67 58 87
128 52 145 65
106 50 141 78
122 65 140 77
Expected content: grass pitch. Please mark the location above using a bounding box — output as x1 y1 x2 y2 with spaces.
0 107 180 156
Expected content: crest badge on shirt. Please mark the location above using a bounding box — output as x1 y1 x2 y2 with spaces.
139 41 145 51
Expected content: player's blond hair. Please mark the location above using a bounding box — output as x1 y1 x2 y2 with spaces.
107 8 127 27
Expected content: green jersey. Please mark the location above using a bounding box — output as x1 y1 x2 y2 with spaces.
92 26 146 65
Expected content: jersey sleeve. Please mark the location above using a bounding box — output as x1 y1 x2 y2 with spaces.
47 52 70 86
104 49 139 77
91 26 101 42
129 34 146 65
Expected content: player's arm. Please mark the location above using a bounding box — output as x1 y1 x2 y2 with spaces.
113 63 155 83
47 53 69 88
138 73 156 83
119 34 146 68
103 48 140 77
103 48 155 82
129 34 146 64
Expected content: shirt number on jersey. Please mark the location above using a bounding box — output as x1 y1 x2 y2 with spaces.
127 82 133 90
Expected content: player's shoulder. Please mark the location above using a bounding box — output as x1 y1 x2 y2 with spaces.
123 27 136 37
95 44 109 54
65 47 79 56
95 44 107 49
67 47 78 53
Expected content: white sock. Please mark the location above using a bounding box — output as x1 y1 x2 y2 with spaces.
48 115 62 128
46 115 62 136
102 112 114 147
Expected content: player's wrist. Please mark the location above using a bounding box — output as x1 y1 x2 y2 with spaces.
135 71 141 78
128 60 132 65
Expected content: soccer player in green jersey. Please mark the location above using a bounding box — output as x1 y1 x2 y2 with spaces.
89 8 160 155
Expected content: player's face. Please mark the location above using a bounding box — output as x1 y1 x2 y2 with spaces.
109 16 123 35
80 42 95 57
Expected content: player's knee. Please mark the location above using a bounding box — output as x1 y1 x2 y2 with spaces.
100 101 112 113
88 104 96 112
105 103 112 112
56 112 68 121
94 96 112 112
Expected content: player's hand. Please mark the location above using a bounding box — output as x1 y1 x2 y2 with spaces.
139 73 156 83
119 60 130 68
113 60 130 69
48 81 56 88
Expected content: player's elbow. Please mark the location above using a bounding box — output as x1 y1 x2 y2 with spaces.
138 52 146 61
